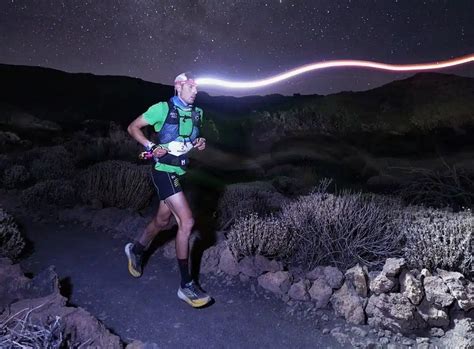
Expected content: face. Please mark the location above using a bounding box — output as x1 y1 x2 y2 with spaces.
176 81 198 105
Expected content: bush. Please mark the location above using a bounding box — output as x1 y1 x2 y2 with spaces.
217 181 288 230
398 164 474 210
227 213 296 260
77 160 154 211
0 308 63 348
21 146 75 181
2 165 31 189
281 191 403 270
401 206 473 276
20 180 76 208
0 208 25 260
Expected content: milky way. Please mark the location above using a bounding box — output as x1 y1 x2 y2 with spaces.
1 1 473 96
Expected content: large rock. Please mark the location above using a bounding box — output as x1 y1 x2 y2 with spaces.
439 313 474 349
323 266 344 289
218 247 239 276
0 258 29 312
366 293 426 334
257 271 292 295
345 264 368 298
238 256 260 277
369 272 396 295
254 255 282 274
200 243 223 274
306 265 344 289
308 278 333 308
437 269 474 311
424 276 455 308
400 270 424 305
288 279 310 301
417 298 450 327
330 283 365 325
381 258 406 277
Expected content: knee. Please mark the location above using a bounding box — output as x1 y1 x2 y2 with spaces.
179 217 195 234
154 215 171 229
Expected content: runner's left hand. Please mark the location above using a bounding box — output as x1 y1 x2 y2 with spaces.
193 137 206 151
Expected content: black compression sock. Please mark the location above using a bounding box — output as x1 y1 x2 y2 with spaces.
178 258 192 287
132 241 146 255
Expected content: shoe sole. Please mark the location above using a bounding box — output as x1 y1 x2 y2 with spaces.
124 243 142 278
177 288 211 308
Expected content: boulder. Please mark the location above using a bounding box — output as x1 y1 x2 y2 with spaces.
381 258 406 277
423 276 455 308
254 255 282 273
218 247 239 276
330 283 365 325
200 244 222 274
308 278 333 308
437 269 473 311
238 256 260 277
345 264 368 298
369 272 396 295
417 299 450 328
366 293 426 334
439 313 474 349
288 279 310 301
257 271 292 295
400 270 424 305
306 266 325 281
323 266 344 289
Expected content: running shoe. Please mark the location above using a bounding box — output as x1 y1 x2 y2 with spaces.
177 281 211 308
124 243 143 277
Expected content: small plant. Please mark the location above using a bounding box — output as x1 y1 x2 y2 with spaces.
21 146 75 181
401 206 473 276
20 180 76 207
0 304 64 348
77 160 154 210
227 213 296 260
0 208 25 261
217 181 288 230
281 190 403 270
2 165 31 189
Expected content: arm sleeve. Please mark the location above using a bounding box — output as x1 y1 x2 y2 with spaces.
142 102 168 132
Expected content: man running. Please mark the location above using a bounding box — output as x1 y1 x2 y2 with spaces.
125 72 211 308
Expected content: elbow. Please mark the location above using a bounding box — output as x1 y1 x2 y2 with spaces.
127 124 134 136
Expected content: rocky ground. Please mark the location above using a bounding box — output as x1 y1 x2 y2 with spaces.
1 190 473 348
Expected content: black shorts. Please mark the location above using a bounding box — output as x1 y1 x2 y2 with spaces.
151 168 182 201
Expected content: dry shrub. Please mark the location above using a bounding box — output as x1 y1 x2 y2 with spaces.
65 124 141 167
281 190 403 270
0 208 25 261
398 164 474 210
227 213 296 260
217 181 288 230
77 160 153 210
0 305 64 348
22 146 75 181
2 165 31 189
20 180 76 208
401 206 472 276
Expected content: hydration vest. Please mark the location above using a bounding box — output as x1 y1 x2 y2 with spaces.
155 99 202 169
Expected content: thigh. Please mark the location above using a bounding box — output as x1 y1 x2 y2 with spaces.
155 200 172 221
164 192 193 223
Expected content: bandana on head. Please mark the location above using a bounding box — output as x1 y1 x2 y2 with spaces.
174 73 198 87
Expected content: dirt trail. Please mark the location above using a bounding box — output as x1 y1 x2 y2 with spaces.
15 214 345 348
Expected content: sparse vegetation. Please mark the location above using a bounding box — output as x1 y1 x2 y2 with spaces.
227 213 295 260
217 181 288 230
20 179 76 207
401 206 473 276
0 208 25 261
2 165 31 189
77 160 154 210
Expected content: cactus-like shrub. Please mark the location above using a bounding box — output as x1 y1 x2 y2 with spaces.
227 213 296 260
217 181 288 230
0 208 25 260
77 160 153 211
401 206 473 276
20 180 76 207
2 165 31 189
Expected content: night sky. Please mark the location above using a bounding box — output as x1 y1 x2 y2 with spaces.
1 1 473 96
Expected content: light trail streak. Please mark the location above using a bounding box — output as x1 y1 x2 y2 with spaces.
195 54 474 89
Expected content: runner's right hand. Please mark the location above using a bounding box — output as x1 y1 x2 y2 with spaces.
152 146 168 158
